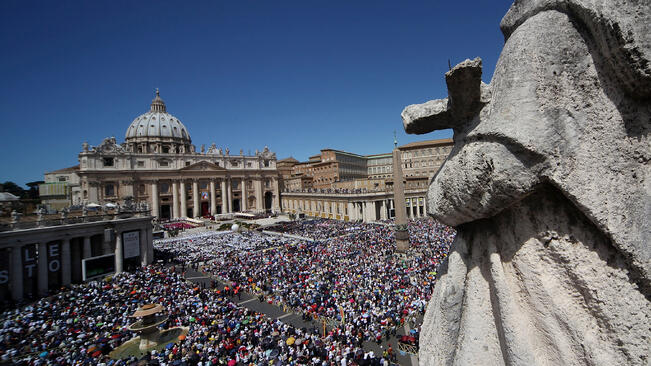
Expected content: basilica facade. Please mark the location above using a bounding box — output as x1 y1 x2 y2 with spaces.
77 90 280 219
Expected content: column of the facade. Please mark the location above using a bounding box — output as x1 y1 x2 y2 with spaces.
37 242 47 296
409 198 414 219
11 245 23 301
192 179 200 217
361 202 367 222
115 231 123 274
256 179 263 211
347 202 354 220
381 200 387 220
210 180 217 215
83 236 91 259
172 181 180 219
272 178 280 211
226 177 233 213
241 178 248 211
180 181 187 217
151 181 159 218
423 196 427 217
61 238 71 286
220 179 228 214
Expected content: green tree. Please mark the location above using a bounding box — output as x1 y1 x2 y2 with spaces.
0 181 26 198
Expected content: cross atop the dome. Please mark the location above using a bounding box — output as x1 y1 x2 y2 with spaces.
150 88 166 112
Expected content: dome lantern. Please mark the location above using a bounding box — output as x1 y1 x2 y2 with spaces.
125 90 192 147
150 88 166 113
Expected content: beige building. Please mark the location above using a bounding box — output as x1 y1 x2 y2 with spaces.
39 165 81 210
281 176 429 222
61 90 280 219
398 139 453 178
287 149 368 189
366 153 393 179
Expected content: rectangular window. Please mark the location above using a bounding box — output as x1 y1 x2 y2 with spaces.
159 161 169 167
104 184 115 197
103 157 114 167
137 161 144 167
186 161 191 166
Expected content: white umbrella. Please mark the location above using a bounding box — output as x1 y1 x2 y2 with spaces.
104 203 118 208
86 203 101 208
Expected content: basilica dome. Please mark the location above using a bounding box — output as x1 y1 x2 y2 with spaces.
125 90 191 143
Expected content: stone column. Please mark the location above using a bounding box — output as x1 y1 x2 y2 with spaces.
381 200 387 220
272 178 280 211
83 236 91 258
347 202 354 220
241 178 248 211
151 181 159 218
409 198 414 219
61 238 71 286
115 231 123 274
11 245 23 301
192 179 200 217
210 180 217 215
139 229 147 266
361 201 367 222
37 242 48 296
220 179 227 214
256 179 263 211
172 181 179 218
423 195 427 217
227 177 233 213
180 181 187 217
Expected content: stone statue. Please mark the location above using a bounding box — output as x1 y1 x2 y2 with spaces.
240 149 244 155
401 1 650 365
82 141 89 152
10 210 19 224
225 148 229 156
200 144 205 153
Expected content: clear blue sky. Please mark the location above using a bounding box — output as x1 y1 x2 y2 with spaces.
1 0 513 187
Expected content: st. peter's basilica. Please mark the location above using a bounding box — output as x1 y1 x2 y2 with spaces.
74 90 281 219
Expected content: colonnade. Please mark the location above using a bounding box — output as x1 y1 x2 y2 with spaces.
149 176 279 219
0 217 153 302
281 195 428 223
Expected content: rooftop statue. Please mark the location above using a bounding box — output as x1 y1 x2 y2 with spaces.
402 1 650 365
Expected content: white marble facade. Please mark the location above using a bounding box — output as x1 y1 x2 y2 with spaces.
76 90 281 218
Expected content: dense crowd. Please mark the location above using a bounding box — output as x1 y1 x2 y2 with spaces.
0 218 455 365
0 266 388 365
160 219 455 347
265 220 368 241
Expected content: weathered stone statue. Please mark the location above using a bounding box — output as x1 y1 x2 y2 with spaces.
402 1 650 365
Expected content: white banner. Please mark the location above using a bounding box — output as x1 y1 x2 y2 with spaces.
123 231 140 259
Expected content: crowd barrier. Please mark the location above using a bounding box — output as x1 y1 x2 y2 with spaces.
397 342 418 355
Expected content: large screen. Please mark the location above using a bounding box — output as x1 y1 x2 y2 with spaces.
82 254 115 281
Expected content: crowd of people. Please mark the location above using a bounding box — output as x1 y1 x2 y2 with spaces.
157 219 455 348
0 218 455 365
265 220 367 241
0 265 389 365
